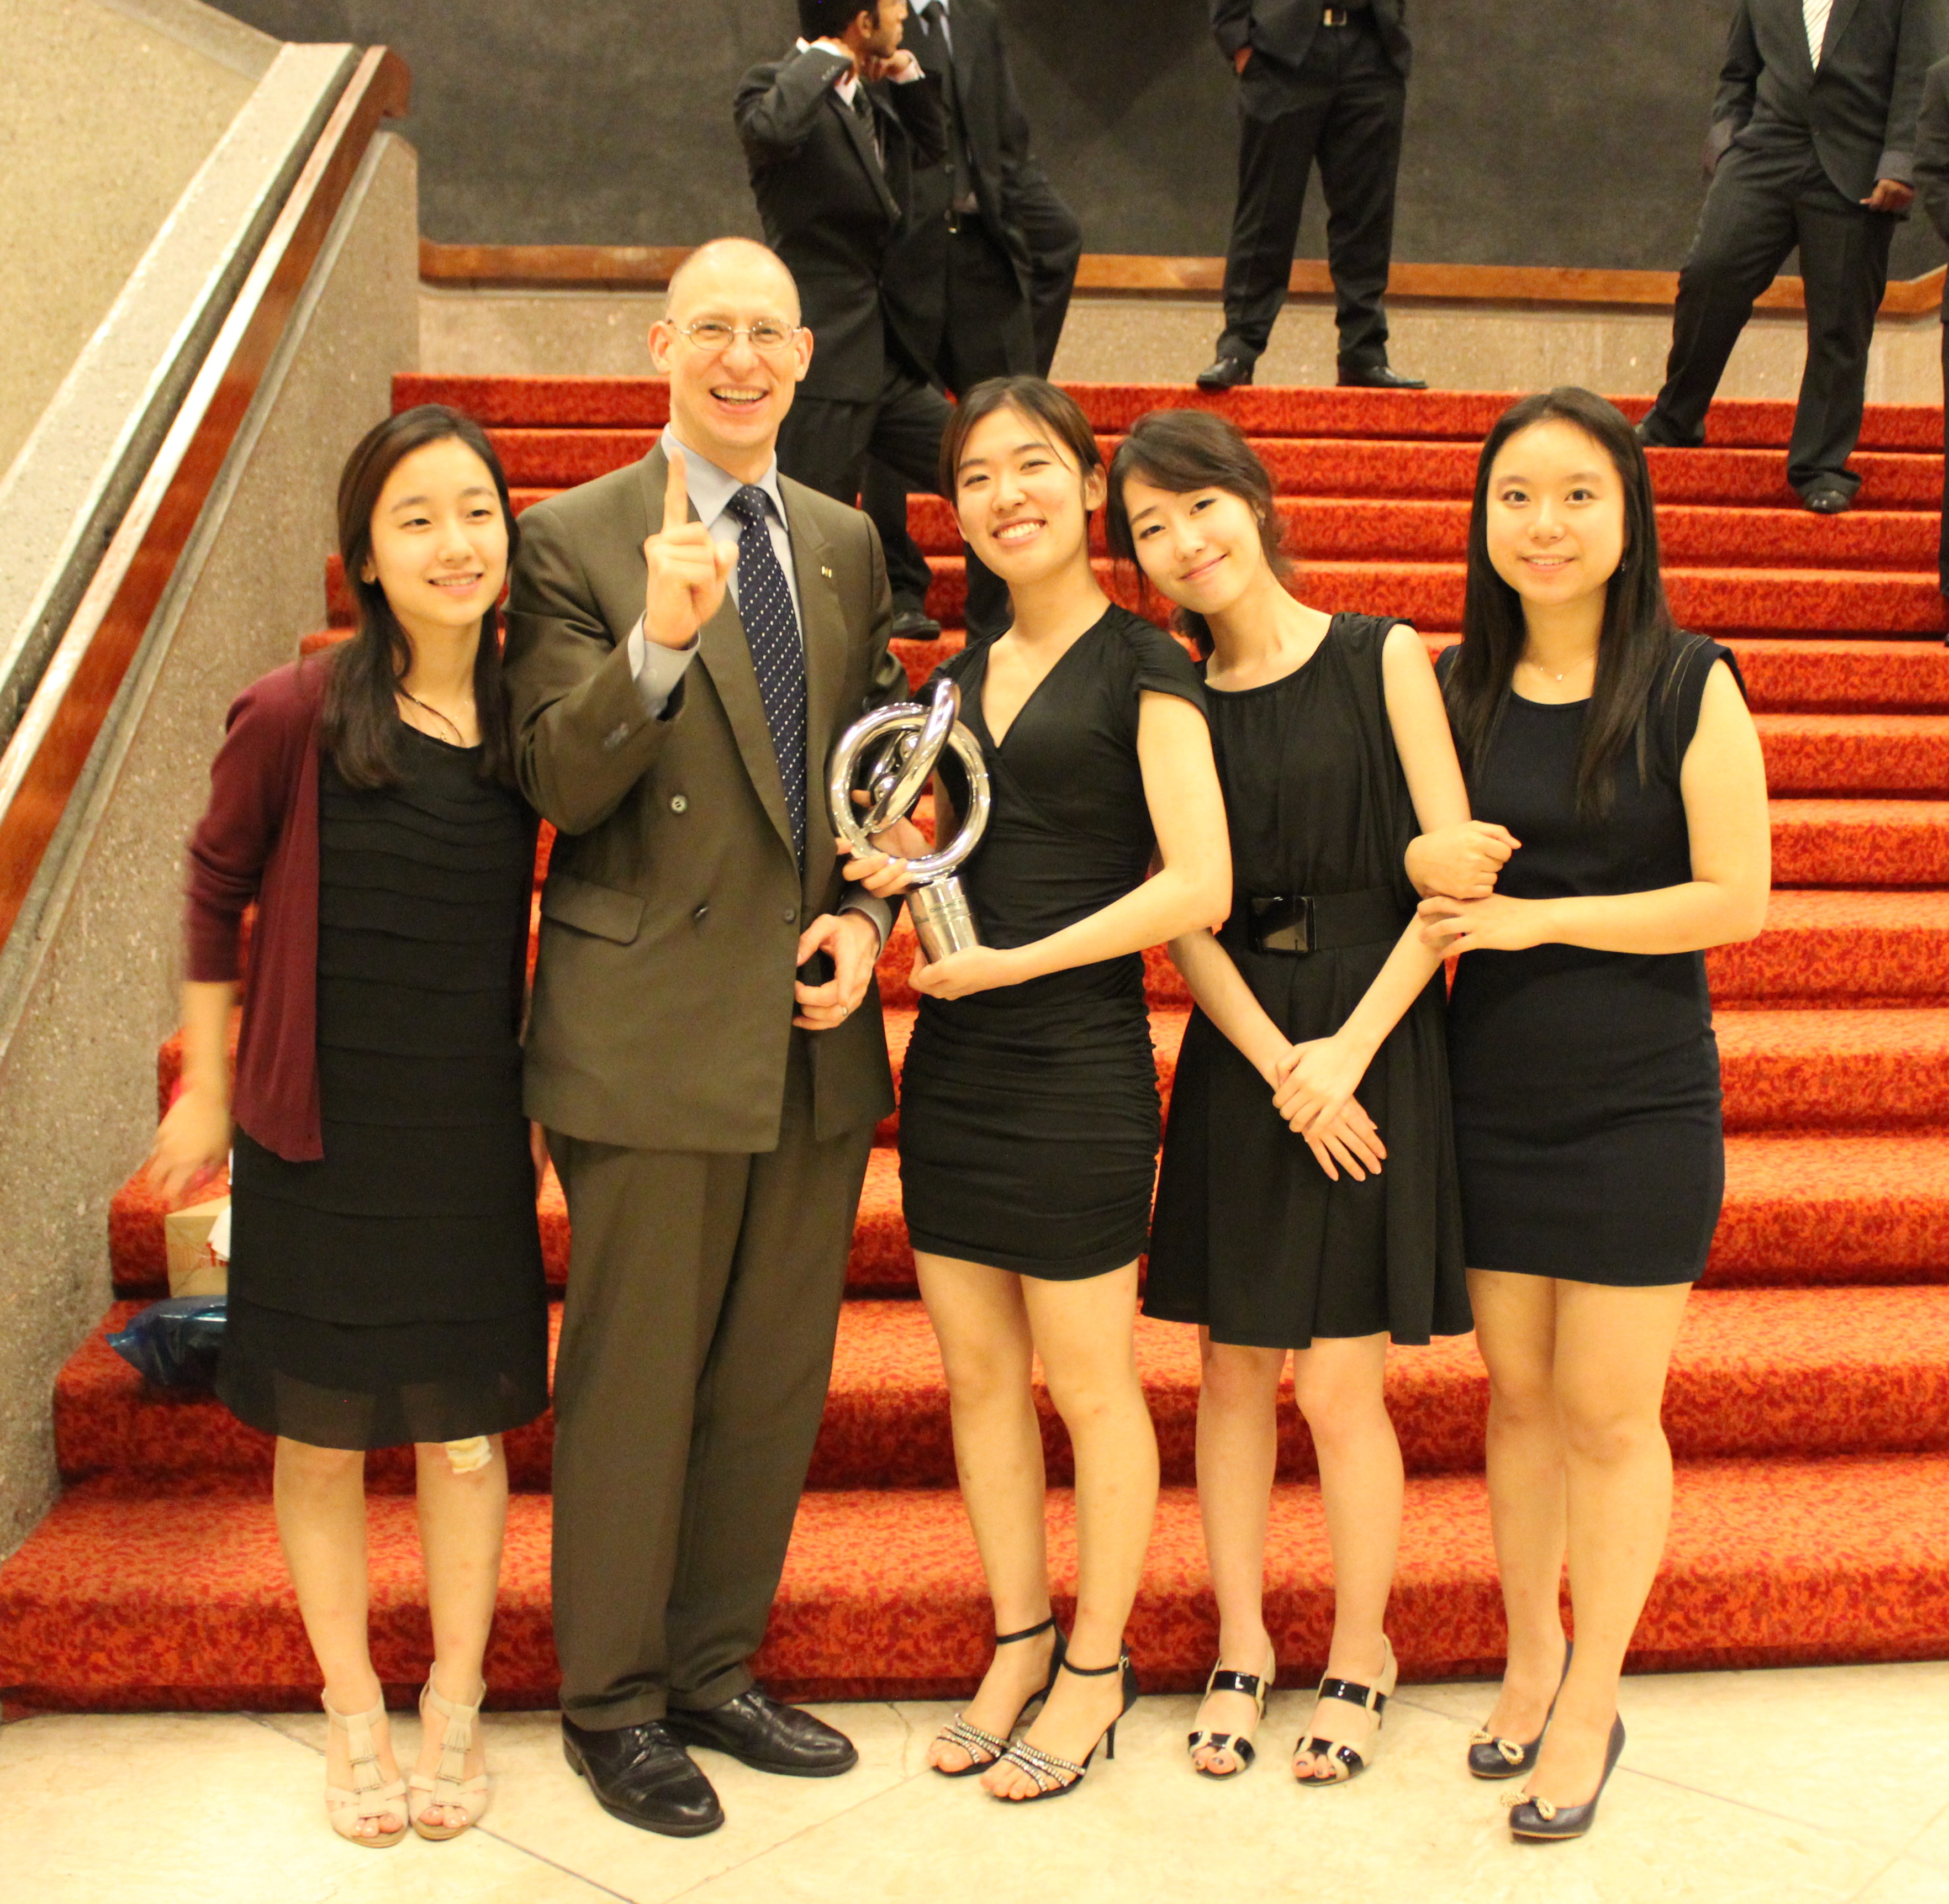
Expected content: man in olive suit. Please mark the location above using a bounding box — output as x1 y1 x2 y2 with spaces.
504 238 904 1837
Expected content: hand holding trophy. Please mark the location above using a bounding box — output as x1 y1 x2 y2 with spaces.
828 678 991 962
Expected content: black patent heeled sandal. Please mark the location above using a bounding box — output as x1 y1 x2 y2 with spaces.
931 1616 1066 1777
1469 1640 1573 1780
1507 1715 1626 1840
1293 1635 1397 1786
1187 1642 1276 1779
990 1653 1139 1802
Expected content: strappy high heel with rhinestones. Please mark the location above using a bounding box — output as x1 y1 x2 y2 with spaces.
323 1695 409 1848
990 1652 1139 1802
931 1616 1066 1777
1186 1641 1276 1779
1469 1640 1572 1780
408 1676 491 1839
1293 1635 1398 1786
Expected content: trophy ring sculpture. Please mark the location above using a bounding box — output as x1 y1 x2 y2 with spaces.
827 677 991 963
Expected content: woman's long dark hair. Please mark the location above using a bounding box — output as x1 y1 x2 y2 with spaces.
939 374 1105 500
1103 408 1293 658
1447 386 1678 819
324 404 519 790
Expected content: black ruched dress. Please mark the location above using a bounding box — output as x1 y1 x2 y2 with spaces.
218 725 550 1449
1146 614 1470 1348
1440 636 1734 1286
898 606 1206 1278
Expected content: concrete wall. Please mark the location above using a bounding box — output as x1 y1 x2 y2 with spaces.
214 1 1949 281
0 0 276 478
418 284 1945 407
0 132 419 1562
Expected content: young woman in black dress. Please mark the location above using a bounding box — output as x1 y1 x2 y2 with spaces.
848 378 1232 1801
149 407 548 1847
1413 388 1769 1840
1105 410 1474 1787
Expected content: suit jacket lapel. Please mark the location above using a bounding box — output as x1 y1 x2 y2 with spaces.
784 478 847 901
830 86 901 224
637 446 796 859
1821 0 1863 66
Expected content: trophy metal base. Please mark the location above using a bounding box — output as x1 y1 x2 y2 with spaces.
909 878 981 964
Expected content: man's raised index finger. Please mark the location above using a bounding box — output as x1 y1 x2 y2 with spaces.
663 446 689 532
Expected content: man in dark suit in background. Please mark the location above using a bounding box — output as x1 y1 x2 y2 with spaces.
863 0 1083 638
737 0 1008 639
1909 46 1949 616
1638 0 1948 513
1198 1 1424 392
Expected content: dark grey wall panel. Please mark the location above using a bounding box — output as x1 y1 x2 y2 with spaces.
214 1 1943 277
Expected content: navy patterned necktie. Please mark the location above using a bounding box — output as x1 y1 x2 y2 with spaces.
725 484 809 862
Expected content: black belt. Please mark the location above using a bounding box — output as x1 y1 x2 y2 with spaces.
1225 886 1404 956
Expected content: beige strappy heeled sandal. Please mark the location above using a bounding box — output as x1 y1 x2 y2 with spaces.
408 1678 490 1840
323 1695 409 1848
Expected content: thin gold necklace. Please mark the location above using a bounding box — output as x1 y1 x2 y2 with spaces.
399 688 466 743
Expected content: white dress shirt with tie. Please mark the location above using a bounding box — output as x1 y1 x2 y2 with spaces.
1804 0 1833 67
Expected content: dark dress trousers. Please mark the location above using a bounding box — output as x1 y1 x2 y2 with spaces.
505 444 905 1729
1641 0 1948 499
1209 0 1412 371
1911 52 1949 587
868 0 1082 619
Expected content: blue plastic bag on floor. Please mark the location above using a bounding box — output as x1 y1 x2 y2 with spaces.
107 1296 227 1386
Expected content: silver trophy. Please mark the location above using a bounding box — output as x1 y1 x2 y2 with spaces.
828 678 991 962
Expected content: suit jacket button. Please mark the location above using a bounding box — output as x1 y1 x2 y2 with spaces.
670 794 689 813
783 907 797 924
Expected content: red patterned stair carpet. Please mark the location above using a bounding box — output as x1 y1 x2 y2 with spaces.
6 378 1949 1713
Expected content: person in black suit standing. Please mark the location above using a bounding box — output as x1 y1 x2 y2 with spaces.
737 0 1007 640
864 0 1084 638
1911 49 1949 617
1198 1 1424 392
1636 0 1948 514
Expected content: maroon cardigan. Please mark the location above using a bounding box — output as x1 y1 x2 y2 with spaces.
184 657 532 1162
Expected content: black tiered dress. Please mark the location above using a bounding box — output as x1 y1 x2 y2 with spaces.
898 606 1206 1278
218 725 550 1449
1145 615 1469 1348
1440 636 1735 1286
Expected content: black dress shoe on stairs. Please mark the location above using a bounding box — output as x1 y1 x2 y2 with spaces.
890 603 942 640
1337 362 1427 390
561 1715 723 1837
663 1687 859 1778
1801 480 1855 514
1196 352 1255 389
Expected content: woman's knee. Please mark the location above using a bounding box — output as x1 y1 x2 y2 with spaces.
1555 1390 1666 1468
1198 1341 1285 1414
276 1438 366 1486
1042 1354 1145 1431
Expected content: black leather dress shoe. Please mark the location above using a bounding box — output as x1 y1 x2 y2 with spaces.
1337 362 1427 390
561 1715 724 1837
890 603 943 640
1802 481 1855 514
664 1688 859 1778
1195 352 1255 389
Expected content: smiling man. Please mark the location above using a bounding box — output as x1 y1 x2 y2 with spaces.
503 236 908 1838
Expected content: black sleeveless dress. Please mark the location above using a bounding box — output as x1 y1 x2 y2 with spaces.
219 725 550 1448
899 606 1207 1278
1146 615 1469 1348
1440 636 1735 1286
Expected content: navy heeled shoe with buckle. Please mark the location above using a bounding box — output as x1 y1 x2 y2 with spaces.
1507 1714 1626 1841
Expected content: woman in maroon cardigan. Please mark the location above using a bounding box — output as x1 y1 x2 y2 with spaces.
149 405 547 1849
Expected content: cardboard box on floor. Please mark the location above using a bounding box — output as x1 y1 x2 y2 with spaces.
165 1197 229 1298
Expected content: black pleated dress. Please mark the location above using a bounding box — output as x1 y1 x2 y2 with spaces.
899 606 1206 1278
1440 636 1734 1286
1146 615 1470 1348
218 725 550 1449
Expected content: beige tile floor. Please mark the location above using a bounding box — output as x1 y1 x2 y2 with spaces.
3 1663 1946 1903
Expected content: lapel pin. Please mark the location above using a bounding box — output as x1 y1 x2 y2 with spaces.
821 565 834 581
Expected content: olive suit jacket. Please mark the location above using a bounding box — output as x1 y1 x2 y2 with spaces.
504 443 905 1154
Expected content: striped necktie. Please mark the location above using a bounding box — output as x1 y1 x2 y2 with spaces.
1803 0 1832 68
726 485 809 863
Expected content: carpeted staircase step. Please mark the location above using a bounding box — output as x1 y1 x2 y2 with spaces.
394 374 1946 456
1729 639 1949 714
1770 800 1949 885
57 1287 1949 1500
1718 1008 1949 1126
6 1452 1946 1710
1756 714 1949 794
1708 890 1949 1001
